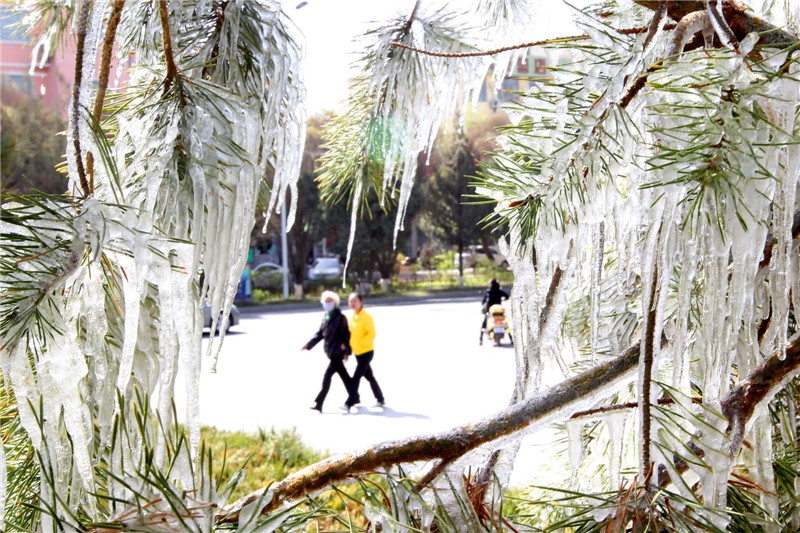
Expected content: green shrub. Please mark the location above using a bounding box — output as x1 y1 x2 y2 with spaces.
431 250 455 270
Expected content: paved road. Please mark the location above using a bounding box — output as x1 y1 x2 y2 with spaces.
175 297 554 487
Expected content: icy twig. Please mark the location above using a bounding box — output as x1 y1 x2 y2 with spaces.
71 0 93 198
705 0 739 51
570 394 702 420
87 0 125 191
158 0 178 95
640 260 659 487
643 0 667 51
389 25 676 59
218 343 643 522
414 458 454 491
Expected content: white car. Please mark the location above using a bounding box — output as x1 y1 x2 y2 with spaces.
308 257 344 280
455 245 508 268
203 302 240 332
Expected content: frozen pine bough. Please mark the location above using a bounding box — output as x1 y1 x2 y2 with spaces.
3 0 800 531
1 0 304 528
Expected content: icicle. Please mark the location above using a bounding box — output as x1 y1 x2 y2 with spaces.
590 221 605 363
343 180 363 285
0 419 5 530
565 419 584 473
753 413 781 532
605 412 627 488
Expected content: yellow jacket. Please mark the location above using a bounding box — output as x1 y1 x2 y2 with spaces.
348 309 375 356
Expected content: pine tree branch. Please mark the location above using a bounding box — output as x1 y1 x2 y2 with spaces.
640 260 659 487
71 0 93 198
389 25 677 58
87 0 125 192
158 0 178 95
217 343 643 523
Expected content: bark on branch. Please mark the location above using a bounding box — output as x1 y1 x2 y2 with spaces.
71 0 93 198
86 0 125 192
217 343 642 523
158 0 178 95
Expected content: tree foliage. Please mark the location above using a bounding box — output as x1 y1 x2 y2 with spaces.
0 85 67 194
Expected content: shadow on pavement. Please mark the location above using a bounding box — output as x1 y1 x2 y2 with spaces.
201 330 246 338
348 406 429 419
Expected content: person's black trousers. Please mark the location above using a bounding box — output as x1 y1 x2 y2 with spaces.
314 357 350 409
347 351 384 406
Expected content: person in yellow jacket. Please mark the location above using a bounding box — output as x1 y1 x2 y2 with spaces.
345 292 385 410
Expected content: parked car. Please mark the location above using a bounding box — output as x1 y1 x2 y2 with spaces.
251 262 290 291
308 257 344 280
203 301 240 332
455 245 508 268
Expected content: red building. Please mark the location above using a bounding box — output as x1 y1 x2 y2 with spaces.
1 7 128 117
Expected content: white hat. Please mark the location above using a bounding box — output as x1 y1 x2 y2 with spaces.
319 290 340 306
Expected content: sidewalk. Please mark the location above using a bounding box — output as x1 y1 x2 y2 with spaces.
237 288 486 315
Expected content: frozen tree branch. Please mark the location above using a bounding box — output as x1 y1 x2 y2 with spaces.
635 0 799 48
389 25 677 58
158 0 178 95
640 260 659 485
87 0 125 192
71 0 93 198
217 343 642 523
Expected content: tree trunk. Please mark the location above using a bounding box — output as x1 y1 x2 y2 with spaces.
458 240 464 288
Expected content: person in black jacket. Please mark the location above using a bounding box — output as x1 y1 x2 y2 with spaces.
480 278 509 344
302 290 352 412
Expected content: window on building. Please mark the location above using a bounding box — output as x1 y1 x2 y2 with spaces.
2 74 33 94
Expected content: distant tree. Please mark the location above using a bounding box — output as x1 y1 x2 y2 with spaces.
0 85 66 194
421 130 495 284
286 170 324 293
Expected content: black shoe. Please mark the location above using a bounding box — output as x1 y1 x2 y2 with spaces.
310 405 322 413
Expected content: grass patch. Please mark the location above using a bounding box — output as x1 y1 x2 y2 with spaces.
201 426 326 502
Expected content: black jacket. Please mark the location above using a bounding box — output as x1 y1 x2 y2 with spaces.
482 287 509 311
305 307 351 360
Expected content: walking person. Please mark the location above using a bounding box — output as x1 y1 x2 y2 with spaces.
480 278 509 345
345 292 385 411
302 291 352 412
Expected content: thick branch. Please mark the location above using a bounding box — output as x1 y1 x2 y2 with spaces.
158 0 178 95
218 343 642 523
71 0 93 198
723 333 800 454
634 0 799 48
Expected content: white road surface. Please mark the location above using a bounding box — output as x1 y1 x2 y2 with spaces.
174 296 562 487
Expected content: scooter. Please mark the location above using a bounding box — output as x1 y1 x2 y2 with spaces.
483 303 513 346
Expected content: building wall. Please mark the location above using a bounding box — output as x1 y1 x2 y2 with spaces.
1 8 128 118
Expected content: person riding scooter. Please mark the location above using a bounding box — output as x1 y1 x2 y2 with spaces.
480 279 509 345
